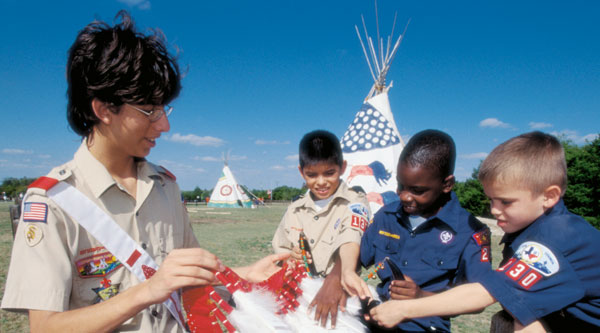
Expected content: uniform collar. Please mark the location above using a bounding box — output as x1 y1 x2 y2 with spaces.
384 192 461 233
296 181 351 211
74 140 160 199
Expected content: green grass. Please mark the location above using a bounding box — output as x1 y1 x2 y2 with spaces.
1 202 503 332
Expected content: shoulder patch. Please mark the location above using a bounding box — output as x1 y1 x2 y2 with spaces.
28 176 59 191
23 202 48 223
349 203 369 219
158 165 176 181
472 229 491 246
514 241 560 277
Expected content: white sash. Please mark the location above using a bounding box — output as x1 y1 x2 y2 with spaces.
46 181 187 330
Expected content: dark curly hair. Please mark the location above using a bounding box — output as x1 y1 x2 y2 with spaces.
399 129 456 179
66 10 181 137
299 130 344 169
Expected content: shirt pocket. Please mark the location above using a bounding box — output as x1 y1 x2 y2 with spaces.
372 236 401 281
421 248 460 274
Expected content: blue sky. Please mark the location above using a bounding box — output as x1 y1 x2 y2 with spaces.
1 0 598 191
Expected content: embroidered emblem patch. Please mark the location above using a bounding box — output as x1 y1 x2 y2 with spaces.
349 203 369 219
514 241 559 277
76 252 122 278
23 202 48 222
439 230 454 244
481 246 491 262
24 224 43 246
472 229 491 246
93 278 120 303
351 215 368 232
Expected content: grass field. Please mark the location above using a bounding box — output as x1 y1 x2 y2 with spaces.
1 201 501 332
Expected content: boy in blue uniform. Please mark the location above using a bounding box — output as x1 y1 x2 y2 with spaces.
350 129 492 332
368 131 600 331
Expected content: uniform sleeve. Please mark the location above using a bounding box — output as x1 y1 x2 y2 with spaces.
271 208 295 254
1 193 75 312
456 224 493 284
479 239 584 326
332 200 370 252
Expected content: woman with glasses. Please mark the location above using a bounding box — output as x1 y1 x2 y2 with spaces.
1 10 286 333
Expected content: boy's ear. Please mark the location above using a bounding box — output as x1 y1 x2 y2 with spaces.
297 165 304 177
542 185 562 209
442 175 455 193
340 160 347 175
91 98 113 125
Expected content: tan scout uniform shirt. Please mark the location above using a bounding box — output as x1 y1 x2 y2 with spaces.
272 181 371 276
1 142 199 332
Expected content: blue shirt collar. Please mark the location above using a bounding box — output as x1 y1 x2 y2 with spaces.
382 192 462 233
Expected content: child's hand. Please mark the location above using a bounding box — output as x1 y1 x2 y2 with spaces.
389 275 423 300
341 270 372 300
368 300 406 328
308 273 346 328
290 246 311 263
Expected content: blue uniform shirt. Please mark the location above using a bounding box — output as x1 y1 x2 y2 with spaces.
479 200 600 327
360 192 492 332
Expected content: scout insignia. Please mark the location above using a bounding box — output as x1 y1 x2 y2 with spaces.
24 224 43 246
472 229 491 246
349 203 369 219
23 202 48 222
76 252 122 278
439 230 454 244
351 215 368 232
93 278 120 303
472 229 491 262
514 241 559 277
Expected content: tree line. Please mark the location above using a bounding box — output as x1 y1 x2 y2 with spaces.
2 136 598 229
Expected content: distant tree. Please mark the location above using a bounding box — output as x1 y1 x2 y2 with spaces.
272 186 305 201
562 135 600 229
0 177 37 199
454 166 491 218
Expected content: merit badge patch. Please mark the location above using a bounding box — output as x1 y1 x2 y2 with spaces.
439 230 454 244
93 278 120 303
76 252 122 278
351 215 368 232
24 224 43 246
142 265 157 279
23 202 48 222
514 241 559 277
349 203 369 219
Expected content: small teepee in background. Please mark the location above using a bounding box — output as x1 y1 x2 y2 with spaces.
341 7 408 214
208 157 253 208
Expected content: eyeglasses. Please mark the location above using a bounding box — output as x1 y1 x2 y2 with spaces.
126 104 173 122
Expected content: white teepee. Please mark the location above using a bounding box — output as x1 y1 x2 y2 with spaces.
341 12 408 214
208 162 253 208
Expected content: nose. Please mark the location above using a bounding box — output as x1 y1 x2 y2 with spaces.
316 175 327 186
398 190 412 203
153 112 170 133
489 202 501 218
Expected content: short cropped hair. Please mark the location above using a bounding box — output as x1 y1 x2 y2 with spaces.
67 10 181 137
479 131 567 195
299 130 344 169
399 129 456 179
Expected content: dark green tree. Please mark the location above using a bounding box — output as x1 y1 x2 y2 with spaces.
562 135 600 229
272 186 305 201
454 167 490 218
0 177 37 199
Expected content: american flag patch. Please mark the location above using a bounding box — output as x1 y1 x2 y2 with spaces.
23 202 48 222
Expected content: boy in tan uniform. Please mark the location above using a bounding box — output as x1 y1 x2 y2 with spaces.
1 11 285 333
272 129 371 328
